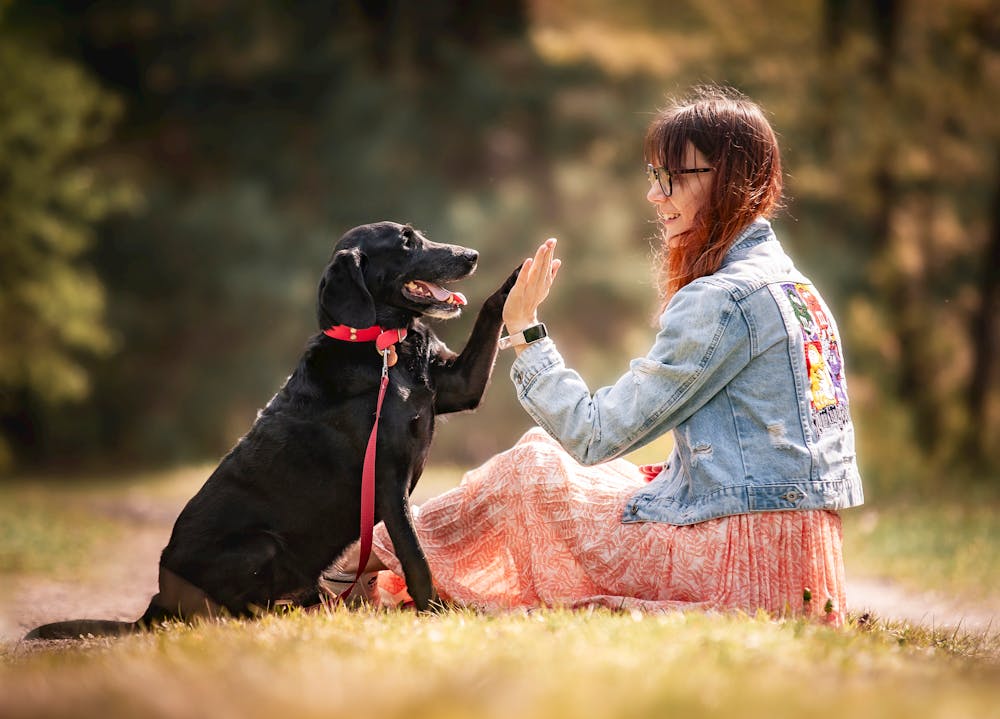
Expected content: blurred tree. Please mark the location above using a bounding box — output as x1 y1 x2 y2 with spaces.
814 0 1000 473
0 17 136 472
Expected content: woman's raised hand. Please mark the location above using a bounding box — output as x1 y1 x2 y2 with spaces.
502 237 561 335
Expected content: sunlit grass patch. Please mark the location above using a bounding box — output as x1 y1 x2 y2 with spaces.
0 485 119 574
842 497 1000 600
2 608 998 719
0 466 209 575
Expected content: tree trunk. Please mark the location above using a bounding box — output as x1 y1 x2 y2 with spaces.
865 0 945 449
966 147 1000 462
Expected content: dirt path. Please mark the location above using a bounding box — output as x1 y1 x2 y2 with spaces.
2 490 996 643
0 495 173 643
848 576 997 636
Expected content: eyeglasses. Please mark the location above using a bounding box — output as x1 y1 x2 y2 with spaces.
646 164 713 197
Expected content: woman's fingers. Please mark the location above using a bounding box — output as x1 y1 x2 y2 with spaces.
529 238 556 292
503 238 560 330
516 239 556 292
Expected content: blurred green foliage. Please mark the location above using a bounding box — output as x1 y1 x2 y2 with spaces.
0 22 138 469
0 1 997 494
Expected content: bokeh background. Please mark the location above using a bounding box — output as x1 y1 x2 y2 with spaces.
1 0 997 499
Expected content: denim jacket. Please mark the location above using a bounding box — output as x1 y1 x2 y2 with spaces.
510 218 864 525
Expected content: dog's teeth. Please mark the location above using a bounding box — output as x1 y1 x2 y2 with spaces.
405 282 430 297
405 280 464 306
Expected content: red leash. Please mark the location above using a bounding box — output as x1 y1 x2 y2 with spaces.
344 359 388 601
323 324 407 602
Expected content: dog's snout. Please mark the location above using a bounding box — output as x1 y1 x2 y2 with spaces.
463 249 479 264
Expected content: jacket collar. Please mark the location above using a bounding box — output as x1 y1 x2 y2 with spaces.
722 217 775 265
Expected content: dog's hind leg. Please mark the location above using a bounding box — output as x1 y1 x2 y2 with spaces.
163 531 288 615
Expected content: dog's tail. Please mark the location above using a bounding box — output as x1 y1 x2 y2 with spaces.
24 601 173 640
24 618 143 640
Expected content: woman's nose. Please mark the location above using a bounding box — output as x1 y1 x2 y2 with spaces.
647 182 666 203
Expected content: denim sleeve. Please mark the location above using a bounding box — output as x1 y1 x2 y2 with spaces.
510 280 751 465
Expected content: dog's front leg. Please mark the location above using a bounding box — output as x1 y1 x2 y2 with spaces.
377 490 437 610
431 266 520 414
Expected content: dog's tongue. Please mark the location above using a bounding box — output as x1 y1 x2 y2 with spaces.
423 281 467 306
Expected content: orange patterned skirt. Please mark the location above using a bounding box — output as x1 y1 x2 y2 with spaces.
371 428 847 624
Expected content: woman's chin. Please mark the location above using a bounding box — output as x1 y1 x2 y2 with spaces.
664 227 685 247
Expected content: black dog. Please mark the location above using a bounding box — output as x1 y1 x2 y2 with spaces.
27 221 518 639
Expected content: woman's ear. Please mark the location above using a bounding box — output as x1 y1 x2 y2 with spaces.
317 248 376 329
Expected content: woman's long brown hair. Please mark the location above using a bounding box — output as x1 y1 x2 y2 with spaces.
644 86 784 310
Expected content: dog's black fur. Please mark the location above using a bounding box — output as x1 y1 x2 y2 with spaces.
27 221 518 639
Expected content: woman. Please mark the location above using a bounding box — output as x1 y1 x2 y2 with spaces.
333 86 863 624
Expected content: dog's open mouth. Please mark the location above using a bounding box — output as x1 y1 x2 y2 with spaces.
403 280 468 308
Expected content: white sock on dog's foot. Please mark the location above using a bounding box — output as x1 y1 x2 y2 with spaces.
318 570 379 605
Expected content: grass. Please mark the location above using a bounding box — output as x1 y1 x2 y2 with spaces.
842 498 1000 601
0 465 211 575
2 608 999 719
1 458 998 718
0 484 116 574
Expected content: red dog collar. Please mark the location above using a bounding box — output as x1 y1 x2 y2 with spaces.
323 325 408 350
323 325 408 367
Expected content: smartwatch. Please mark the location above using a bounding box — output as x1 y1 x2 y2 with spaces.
498 323 548 350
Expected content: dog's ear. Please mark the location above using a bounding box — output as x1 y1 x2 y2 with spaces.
317 248 376 329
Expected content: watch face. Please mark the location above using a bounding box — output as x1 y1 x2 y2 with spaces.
522 324 547 343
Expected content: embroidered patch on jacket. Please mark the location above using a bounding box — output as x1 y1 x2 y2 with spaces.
781 282 850 433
